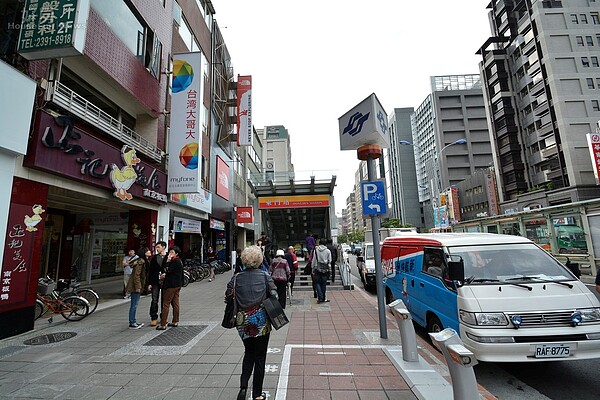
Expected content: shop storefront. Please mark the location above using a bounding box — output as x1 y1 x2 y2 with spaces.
19 111 168 285
169 191 211 259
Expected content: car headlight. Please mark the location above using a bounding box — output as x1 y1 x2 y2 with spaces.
580 308 600 322
459 310 508 326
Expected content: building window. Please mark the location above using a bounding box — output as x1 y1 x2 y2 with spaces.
592 12 600 24
582 57 590 67
571 14 578 23
592 57 600 67
593 100 600 111
581 14 588 24
597 78 600 88
576 36 585 46
587 36 594 46
588 78 596 89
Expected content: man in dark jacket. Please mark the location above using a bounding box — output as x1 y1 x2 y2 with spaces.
147 241 166 326
326 239 338 283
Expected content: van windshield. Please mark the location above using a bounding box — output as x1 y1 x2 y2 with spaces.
364 245 374 259
448 243 572 283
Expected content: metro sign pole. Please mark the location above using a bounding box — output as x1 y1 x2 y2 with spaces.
339 94 389 339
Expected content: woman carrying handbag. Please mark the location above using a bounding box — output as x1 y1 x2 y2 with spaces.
225 245 277 400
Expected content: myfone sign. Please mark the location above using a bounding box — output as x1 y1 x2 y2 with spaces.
338 93 390 151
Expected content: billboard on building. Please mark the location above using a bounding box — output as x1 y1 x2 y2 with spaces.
174 217 201 234
587 133 600 185
486 173 499 216
168 52 203 193
237 75 252 146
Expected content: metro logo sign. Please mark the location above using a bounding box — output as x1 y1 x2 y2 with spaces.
259 195 330 209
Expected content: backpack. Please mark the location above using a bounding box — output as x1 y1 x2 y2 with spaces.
271 259 288 282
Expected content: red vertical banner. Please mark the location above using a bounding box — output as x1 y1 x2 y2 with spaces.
0 178 48 312
216 156 230 200
486 173 500 216
587 133 600 184
237 75 252 146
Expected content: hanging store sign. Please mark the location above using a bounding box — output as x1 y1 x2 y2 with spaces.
168 52 203 193
216 156 230 200
170 189 212 214
24 111 167 204
18 0 90 60
258 195 330 209
173 217 202 234
236 206 253 223
237 75 252 146
210 218 225 231
587 133 600 185
486 173 499 216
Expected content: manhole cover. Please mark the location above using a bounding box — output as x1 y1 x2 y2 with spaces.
143 325 207 347
23 332 77 345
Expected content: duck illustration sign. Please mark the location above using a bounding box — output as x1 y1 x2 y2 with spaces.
109 145 140 201
24 111 167 204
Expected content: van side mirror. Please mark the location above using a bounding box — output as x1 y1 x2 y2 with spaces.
447 256 464 282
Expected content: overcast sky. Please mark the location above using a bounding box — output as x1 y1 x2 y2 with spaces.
214 1 491 215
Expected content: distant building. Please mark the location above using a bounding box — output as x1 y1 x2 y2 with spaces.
411 75 493 228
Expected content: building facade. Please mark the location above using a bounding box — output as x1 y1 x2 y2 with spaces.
478 0 600 211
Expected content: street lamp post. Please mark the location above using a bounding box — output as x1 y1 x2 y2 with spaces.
434 138 467 196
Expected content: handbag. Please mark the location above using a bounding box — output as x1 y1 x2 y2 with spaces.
263 296 289 330
221 275 238 329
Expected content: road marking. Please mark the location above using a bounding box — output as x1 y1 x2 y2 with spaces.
319 372 354 376
317 351 345 355
274 344 401 400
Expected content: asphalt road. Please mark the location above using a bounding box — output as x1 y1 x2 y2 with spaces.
346 254 600 400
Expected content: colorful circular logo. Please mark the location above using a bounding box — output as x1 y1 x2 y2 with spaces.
172 59 194 93
179 143 199 170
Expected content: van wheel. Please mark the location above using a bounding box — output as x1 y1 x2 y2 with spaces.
559 248 567 254
385 288 394 305
427 315 443 334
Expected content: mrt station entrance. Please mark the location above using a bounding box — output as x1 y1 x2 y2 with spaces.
252 176 336 258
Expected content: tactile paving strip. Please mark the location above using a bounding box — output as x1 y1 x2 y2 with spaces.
143 325 207 347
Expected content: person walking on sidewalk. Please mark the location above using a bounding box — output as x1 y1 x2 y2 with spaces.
157 245 184 330
207 246 217 282
326 238 338 283
284 246 298 290
226 245 277 400
305 232 315 259
269 249 290 309
126 247 149 329
122 249 135 299
311 239 332 303
147 241 166 326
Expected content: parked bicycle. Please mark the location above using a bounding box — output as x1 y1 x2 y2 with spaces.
35 277 90 322
54 278 100 314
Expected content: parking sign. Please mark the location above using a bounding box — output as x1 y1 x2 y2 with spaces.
361 180 387 215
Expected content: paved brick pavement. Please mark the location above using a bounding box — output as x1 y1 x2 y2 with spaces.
0 268 495 399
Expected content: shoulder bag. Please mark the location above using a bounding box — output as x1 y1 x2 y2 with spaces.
221 274 238 329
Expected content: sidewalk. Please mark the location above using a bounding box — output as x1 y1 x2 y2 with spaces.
0 270 495 399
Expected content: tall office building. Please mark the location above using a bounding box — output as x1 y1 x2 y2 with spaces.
411 75 493 228
387 107 422 228
478 1 600 209
262 125 295 182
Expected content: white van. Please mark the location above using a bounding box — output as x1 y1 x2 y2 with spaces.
381 233 600 362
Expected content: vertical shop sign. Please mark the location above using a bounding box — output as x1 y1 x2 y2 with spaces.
168 52 202 193
486 173 499 216
587 133 600 185
18 0 90 60
236 207 253 223
0 178 48 312
237 75 252 146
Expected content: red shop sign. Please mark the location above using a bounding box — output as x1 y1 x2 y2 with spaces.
236 206 253 223
24 111 167 204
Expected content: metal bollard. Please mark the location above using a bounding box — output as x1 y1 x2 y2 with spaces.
429 328 479 400
387 299 418 362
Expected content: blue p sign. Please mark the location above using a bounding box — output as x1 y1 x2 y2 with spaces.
361 180 387 215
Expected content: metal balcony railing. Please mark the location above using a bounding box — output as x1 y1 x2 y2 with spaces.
52 81 163 163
